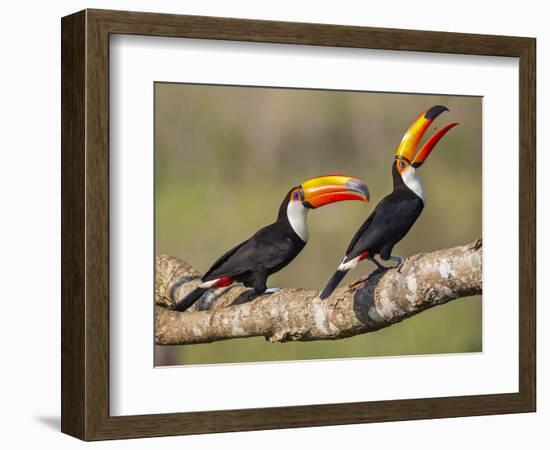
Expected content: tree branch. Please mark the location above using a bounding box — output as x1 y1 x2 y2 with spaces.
155 240 482 345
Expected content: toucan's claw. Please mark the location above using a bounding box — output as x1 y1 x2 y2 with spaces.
389 256 405 272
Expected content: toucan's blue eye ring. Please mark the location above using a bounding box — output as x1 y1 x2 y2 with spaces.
399 161 406 169
292 190 300 200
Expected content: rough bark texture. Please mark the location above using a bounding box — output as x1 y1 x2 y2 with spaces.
155 240 482 345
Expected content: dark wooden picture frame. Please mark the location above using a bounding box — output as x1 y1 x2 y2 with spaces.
61 9 536 441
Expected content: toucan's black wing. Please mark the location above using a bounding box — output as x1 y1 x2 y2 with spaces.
345 194 423 261
202 240 249 281
202 223 297 281
345 210 376 255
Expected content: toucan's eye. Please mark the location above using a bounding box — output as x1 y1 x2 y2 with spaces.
399 161 406 169
292 190 301 201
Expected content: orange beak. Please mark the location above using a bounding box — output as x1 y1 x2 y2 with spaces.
301 175 370 209
395 105 458 168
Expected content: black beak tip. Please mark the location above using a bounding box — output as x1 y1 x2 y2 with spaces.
345 179 370 201
424 105 449 120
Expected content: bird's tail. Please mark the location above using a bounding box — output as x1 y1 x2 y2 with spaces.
319 269 349 300
169 287 208 312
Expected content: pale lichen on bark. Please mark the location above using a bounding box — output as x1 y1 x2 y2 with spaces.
155 240 482 345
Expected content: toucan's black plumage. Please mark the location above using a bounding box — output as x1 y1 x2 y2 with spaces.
170 175 370 312
203 198 307 291
320 105 458 300
344 164 424 262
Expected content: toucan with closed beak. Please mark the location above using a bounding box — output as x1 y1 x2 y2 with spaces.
319 105 458 300
170 175 370 312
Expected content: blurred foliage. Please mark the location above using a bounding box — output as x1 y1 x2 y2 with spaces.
154 83 482 366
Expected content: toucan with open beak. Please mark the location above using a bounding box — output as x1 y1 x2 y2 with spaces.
170 175 370 312
319 105 458 300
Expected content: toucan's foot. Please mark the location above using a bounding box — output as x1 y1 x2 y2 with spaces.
389 256 405 272
264 287 281 294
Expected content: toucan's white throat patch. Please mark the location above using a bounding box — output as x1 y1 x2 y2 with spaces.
287 201 309 242
402 166 425 203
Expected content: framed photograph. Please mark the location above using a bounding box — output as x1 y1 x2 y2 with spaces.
61 9 536 440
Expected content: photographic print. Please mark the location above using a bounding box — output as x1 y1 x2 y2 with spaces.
154 83 482 367
61 10 535 439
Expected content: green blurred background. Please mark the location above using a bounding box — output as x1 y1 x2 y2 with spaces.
154 83 482 366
